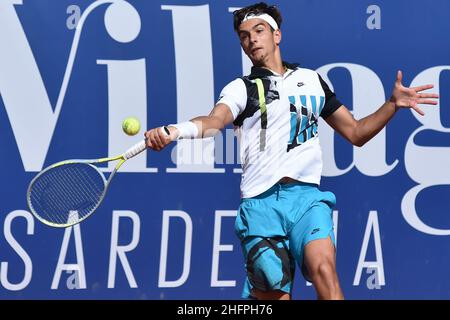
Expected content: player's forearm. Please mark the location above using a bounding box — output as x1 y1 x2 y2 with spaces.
167 116 226 140
354 100 398 146
191 115 226 138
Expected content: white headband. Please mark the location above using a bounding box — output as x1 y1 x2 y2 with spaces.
242 13 279 30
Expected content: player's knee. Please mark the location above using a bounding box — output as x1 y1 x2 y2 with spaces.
309 259 336 282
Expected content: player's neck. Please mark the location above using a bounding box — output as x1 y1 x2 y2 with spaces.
259 51 285 75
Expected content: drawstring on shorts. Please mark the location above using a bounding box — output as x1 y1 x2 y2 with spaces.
276 184 281 200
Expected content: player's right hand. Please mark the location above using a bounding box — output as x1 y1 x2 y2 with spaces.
144 126 178 151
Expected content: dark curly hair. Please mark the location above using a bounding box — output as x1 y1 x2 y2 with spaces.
233 2 282 32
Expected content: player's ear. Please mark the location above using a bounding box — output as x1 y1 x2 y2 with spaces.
274 29 281 45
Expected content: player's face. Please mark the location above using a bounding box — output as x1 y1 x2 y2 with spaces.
238 18 280 66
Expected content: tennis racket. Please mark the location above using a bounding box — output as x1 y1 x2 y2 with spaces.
26 140 147 228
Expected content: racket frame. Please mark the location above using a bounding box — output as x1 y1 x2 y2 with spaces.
27 155 125 227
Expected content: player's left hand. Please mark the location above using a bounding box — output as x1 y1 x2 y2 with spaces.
389 70 439 116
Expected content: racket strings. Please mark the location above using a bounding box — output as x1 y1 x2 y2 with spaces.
34 171 95 224
29 163 106 225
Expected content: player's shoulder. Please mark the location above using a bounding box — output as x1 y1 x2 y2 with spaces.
218 77 247 105
221 77 246 91
229 77 246 84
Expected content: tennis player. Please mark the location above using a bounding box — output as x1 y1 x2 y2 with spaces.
144 2 438 300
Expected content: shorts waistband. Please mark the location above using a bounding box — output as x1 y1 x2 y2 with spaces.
243 180 319 201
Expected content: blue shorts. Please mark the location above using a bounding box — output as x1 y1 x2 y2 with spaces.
234 182 336 298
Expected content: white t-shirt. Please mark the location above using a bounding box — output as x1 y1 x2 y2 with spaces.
217 63 342 198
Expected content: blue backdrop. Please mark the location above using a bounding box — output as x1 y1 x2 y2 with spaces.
0 0 449 299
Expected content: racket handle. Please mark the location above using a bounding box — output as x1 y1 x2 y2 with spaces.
123 140 147 159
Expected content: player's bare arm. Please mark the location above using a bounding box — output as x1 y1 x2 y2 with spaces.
325 70 439 147
144 103 234 151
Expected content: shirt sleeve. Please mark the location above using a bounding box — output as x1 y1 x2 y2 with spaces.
317 74 343 119
216 78 247 120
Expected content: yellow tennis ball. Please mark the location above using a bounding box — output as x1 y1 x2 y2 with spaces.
122 117 141 136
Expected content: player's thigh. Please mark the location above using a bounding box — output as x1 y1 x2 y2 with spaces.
289 201 336 280
303 236 337 276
